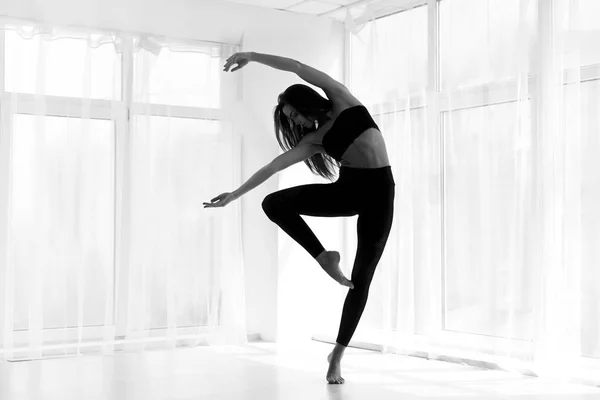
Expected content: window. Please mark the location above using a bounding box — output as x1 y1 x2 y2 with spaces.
347 5 430 342
10 115 115 330
2 31 122 332
443 101 533 340
5 31 122 100
128 116 232 328
565 75 600 359
350 5 428 105
349 0 600 367
133 48 221 108
439 0 536 90
1 27 237 335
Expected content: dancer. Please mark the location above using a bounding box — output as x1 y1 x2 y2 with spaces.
203 52 395 384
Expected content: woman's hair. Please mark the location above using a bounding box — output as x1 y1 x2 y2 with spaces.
273 84 340 181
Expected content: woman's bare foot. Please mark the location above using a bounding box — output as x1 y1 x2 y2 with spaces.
316 251 354 289
326 350 345 384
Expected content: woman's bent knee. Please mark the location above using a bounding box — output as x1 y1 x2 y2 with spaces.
262 192 285 218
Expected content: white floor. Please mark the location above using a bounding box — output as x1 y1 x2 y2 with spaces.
1 340 600 400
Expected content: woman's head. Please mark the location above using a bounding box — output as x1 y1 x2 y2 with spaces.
273 84 339 181
275 84 331 131
281 103 315 130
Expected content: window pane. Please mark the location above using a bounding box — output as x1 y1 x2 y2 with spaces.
351 6 428 103
571 80 600 358
440 0 536 89
129 116 231 328
556 0 600 67
133 48 221 108
4 31 122 100
10 115 115 330
443 101 534 340
378 108 432 337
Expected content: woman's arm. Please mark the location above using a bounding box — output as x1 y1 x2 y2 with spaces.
228 52 348 96
231 142 319 200
249 52 300 74
231 165 276 200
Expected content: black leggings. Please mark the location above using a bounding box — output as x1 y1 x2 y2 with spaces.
261 166 395 347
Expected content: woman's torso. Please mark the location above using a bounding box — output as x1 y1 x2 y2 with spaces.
303 94 391 169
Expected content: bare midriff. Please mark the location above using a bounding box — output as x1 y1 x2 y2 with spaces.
311 127 391 169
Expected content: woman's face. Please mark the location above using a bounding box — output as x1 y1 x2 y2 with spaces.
282 104 315 129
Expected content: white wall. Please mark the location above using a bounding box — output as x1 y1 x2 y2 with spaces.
241 25 345 342
0 0 346 342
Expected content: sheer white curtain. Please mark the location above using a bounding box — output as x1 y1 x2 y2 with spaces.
310 4 436 349
341 0 600 386
341 2 436 351
0 17 247 361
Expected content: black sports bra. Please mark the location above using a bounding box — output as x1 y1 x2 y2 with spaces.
321 105 380 162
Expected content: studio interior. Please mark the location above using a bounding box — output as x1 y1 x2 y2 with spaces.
0 0 599 399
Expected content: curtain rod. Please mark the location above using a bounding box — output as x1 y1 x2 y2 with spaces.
0 13 239 47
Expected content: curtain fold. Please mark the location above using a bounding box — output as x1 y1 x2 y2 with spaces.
0 17 247 361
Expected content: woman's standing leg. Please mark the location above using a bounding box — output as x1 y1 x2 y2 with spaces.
326 181 395 383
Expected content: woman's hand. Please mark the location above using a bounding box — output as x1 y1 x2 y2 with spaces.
203 192 237 208
223 52 252 72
